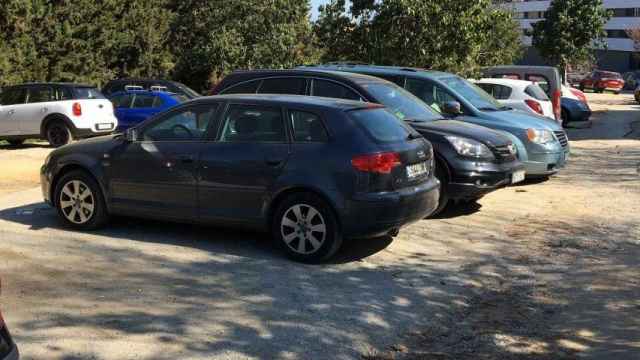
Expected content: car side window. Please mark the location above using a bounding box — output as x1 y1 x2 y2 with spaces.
56 87 73 101
142 105 217 141
486 84 512 100
526 74 550 93
27 86 53 103
405 78 456 113
152 96 164 108
290 110 328 143
112 94 133 108
477 83 495 97
221 80 261 95
220 105 286 143
258 77 306 95
132 94 155 108
0 88 26 105
311 79 361 101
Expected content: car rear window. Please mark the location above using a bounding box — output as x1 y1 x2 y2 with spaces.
348 108 418 143
525 85 549 101
361 82 441 121
170 94 189 103
73 87 106 99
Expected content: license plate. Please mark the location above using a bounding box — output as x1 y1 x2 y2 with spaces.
96 123 113 130
406 162 428 178
511 170 526 184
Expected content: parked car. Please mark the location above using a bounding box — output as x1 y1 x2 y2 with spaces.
0 280 19 360
481 65 563 122
622 71 640 90
213 69 525 214
41 95 440 262
109 89 188 131
561 85 591 126
475 78 554 120
305 65 569 178
0 83 117 147
102 78 201 99
579 70 624 94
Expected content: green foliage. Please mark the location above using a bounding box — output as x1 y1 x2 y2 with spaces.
315 0 523 76
170 0 320 92
530 0 611 70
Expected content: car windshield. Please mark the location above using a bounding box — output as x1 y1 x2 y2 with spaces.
441 76 504 111
360 82 442 122
73 87 106 99
349 108 419 143
174 82 201 99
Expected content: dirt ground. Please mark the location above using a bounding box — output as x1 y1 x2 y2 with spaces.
0 141 50 197
0 93 638 359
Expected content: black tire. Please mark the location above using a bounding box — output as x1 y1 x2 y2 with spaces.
54 170 109 230
430 161 450 217
614 91 620 95
46 121 73 147
7 139 24 147
635 93 640 104
579 84 585 92
271 192 342 263
561 109 570 128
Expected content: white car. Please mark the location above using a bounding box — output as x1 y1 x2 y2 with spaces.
0 83 118 147
475 78 555 120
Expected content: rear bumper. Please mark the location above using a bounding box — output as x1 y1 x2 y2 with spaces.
567 108 591 122
448 161 526 200
342 178 440 238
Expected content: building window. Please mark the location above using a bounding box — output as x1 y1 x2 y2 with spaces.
607 30 630 39
610 8 640 17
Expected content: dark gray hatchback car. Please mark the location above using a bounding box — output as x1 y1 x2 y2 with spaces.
41 95 439 262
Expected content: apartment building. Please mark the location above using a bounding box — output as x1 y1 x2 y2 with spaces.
499 0 640 72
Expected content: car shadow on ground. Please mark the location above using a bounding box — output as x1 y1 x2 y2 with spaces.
0 142 51 150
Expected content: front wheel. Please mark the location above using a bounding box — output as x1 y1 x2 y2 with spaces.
272 193 342 263
54 170 109 230
46 121 73 147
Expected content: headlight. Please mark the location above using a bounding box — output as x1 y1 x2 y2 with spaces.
445 136 494 159
526 128 555 144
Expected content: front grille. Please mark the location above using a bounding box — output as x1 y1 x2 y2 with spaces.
554 130 569 148
493 144 517 162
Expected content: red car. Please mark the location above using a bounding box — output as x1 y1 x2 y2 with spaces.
579 70 625 94
0 280 18 360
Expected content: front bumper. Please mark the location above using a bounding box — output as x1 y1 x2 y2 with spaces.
343 177 440 238
41 164 52 205
524 148 570 176
448 160 526 200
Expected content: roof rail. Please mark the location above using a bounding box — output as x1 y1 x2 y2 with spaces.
325 61 370 66
150 85 168 92
124 85 144 91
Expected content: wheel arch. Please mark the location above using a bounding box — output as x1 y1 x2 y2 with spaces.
266 186 343 232
50 161 109 211
40 113 77 138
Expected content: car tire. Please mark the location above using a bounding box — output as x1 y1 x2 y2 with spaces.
46 121 73 147
561 109 570 128
635 93 640 104
579 84 585 92
272 192 342 263
7 139 24 147
430 162 450 217
54 170 109 230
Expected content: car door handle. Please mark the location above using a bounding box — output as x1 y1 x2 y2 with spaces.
177 155 195 164
7 109 14 115
265 157 284 166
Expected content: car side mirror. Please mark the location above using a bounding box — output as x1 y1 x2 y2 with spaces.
442 101 462 116
125 128 138 142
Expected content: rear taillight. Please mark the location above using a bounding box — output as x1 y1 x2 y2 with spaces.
552 89 561 121
351 152 401 174
72 102 82 116
525 99 543 115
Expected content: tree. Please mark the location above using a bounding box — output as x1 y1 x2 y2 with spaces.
314 0 522 76
170 0 320 92
530 0 610 73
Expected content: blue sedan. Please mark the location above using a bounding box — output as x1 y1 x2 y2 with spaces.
109 90 188 131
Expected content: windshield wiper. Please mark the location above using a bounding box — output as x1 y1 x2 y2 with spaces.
478 107 499 112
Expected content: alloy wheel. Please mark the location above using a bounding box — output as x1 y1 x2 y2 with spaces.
59 180 95 224
280 204 327 255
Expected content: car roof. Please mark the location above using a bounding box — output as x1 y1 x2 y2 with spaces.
301 64 454 80
192 94 383 111
107 78 176 83
5 82 96 88
224 69 389 85
110 90 177 96
476 78 534 88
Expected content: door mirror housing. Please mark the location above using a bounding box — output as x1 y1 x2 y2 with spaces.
125 128 138 142
442 101 462 116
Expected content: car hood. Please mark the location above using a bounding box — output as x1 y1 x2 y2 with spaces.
411 120 511 147
481 109 563 130
55 134 122 157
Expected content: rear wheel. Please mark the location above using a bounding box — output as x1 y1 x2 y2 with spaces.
272 193 342 263
430 161 450 217
54 170 109 230
46 121 73 147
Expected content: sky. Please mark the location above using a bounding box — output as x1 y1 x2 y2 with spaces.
310 0 331 20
